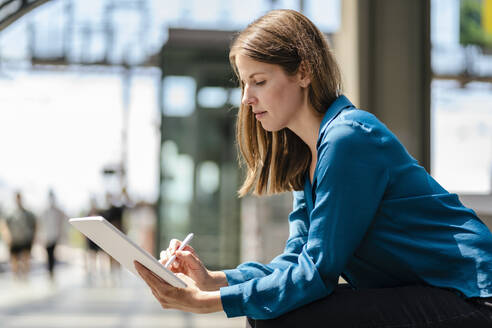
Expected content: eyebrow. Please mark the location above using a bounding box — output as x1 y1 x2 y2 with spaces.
240 72 266 83
249 72 265 78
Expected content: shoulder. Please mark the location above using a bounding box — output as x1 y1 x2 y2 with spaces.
333 109 391 139
318 110 384 151
316 108 400 170
338 108 380 125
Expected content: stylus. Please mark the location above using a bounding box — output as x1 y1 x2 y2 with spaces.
164 233 194 268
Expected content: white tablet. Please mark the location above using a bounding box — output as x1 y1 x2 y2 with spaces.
69 216 187 288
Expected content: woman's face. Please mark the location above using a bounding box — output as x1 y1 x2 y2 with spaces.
235 54 307 132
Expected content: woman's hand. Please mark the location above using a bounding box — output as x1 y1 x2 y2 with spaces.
160 239 228 291
134 261 222 314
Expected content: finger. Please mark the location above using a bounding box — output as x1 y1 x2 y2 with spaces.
150 285 161 299
159 259 170 269
135 261 154 281
181 244 197 256
167 258 180 271
159 244 197 271
149 287 171 310
134 261 167 288
167 248 176 262
176 250 200 266
169 239 196 256
169 239 181 253
159 248 175 264
157 254 181 273
159 252 173 268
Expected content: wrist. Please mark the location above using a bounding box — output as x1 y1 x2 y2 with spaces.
208 270 228 290
198 290 223 313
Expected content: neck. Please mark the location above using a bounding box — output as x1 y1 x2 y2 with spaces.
287 104 323 158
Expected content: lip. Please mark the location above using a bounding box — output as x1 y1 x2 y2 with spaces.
254 111 267 119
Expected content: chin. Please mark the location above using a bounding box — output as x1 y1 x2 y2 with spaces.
260 122 284 132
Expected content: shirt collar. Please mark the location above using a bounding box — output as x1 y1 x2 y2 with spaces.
317 95 355 148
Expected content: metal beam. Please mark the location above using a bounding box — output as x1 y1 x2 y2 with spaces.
0 0 51 32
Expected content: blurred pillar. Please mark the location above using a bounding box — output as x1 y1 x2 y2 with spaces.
333 0 360 107
334 0 431 171
121 67 131 192
239 194 291 264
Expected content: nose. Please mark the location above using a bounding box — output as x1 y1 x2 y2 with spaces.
241 86 257 106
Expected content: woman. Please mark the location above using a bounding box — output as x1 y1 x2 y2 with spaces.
135 9 492 327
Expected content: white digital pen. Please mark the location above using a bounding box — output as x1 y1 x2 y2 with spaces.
164 233 194 268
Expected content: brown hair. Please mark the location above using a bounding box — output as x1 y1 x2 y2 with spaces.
230 9 342 197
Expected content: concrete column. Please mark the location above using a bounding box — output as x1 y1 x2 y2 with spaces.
333 0 361 107
334 0 431 170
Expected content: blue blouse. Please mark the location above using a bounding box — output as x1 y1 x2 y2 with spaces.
219 95 492 319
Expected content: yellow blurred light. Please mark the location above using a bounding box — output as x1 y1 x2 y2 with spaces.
484 0 492 35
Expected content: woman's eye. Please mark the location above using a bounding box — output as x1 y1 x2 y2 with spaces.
255 81 266 86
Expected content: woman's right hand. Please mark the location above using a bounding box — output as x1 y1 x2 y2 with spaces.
160 239 227 291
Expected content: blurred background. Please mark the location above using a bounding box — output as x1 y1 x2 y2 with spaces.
0 0 491 327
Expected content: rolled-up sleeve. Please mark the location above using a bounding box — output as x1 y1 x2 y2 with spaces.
220 122 389 319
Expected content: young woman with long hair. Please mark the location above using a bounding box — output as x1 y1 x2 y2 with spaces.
135 9 492 327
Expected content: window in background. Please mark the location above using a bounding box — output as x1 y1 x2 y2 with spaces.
162 76 197 117
197 87 228 108
431 0 492 194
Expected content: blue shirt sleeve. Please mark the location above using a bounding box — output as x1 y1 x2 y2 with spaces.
220 121 389 319
223 191 310 285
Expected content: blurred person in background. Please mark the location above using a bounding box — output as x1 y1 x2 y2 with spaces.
104 192 124 233
135 9 492 327
131 201 156 254
123 199 156 254
0 202 8 272
84 196 103 286
0 192 37 281
38 189 67 281
103 189 130 285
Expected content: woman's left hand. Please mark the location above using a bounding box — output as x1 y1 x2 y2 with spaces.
134 261 223 314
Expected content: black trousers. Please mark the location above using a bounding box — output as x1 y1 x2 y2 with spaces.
246 285 492 328
46 243 56 275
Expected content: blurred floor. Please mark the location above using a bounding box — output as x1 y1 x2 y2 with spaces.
0 247 244 328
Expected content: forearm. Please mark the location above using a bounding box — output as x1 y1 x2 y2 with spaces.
220 256 330 319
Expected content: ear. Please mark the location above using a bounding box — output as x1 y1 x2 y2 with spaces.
297 61 311 88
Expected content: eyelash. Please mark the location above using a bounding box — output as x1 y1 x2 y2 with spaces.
255 81 266 86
